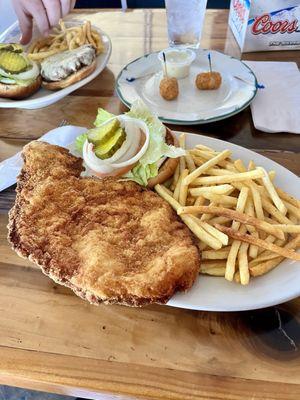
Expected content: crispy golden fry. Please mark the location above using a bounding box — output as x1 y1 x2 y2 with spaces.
258 167 287 215
269 170 276 181
249 250 281 266
191 169 264 186
245 198 259 258
155 185 222 249
185 150 196 172
189 184 233 197
250 235 300 276
225 225 246 281
199 221 228 246
195 144 214 151
199 193 237 206
216 225 300 261
205 168 235 176
201 263 226 276
179 171 189 206
257 235 275 255
283 201 300 219
271 224 300 233
208 216 231 225
178 205 285 240
174 169 188 203
28 19 104 61
248 160 256 170
276 187 300 208
232 187 249 230
170 163 180 191
189 216 223 249
183 150 231 186
261 197 293 224
200 201 217 222
202 247 231 260
234 159 247 172
238 242 250 285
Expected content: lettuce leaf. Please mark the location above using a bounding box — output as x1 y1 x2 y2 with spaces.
94 109 115 127
75 133 88 152
125 162 158 186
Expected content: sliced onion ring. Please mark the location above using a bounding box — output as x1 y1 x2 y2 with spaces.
83 115 150 176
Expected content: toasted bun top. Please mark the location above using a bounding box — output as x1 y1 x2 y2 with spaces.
147 128 179 188
42 60 96 91
0 75 42 100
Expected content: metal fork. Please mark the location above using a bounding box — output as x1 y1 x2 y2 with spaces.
58 119 69 127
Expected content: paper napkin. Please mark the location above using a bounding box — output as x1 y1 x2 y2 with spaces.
0 125 86 192
244 61 300 134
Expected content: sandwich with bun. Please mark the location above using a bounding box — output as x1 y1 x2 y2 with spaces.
41 44 96 90
0 43 41 99
75 101 185 187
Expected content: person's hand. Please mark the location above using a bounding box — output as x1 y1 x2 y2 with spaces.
12 0 76 45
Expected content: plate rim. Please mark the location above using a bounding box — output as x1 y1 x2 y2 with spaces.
116 49 258 125
0 21 112 109
167 130 300 312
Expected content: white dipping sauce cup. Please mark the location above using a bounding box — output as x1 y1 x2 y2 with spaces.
158 48 196 79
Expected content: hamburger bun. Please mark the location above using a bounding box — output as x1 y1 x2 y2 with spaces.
147 128 179 188
42 59 96 91
0 75 42 99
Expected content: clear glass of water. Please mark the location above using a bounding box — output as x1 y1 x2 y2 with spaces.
165 0 208 48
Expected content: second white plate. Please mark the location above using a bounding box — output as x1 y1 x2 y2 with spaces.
116 49 257 125
0 20 112 109
168 131 300 311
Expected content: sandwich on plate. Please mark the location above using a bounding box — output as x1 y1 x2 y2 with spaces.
0 43 41 99
41 44 96 90
75 101 185 187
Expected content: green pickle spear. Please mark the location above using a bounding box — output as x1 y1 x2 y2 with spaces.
88 119 121 146
0 51 29 74
94 128 126 159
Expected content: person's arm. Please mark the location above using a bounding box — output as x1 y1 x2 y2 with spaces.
12 0 76 45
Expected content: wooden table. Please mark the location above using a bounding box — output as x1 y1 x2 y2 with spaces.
0 9 300 400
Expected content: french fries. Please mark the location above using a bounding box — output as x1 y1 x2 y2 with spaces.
28 19 104 62
154 140 300 285
215 225 300 261
178 206 285 240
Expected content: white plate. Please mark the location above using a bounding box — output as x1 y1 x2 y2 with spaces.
116 50 257 125
0 20 112 109
167 131 300 311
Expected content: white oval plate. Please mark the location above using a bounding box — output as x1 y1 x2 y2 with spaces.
167 131 300 311
116 50 257 125
0 20 112 109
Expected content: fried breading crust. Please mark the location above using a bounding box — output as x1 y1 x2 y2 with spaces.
8 142 200 306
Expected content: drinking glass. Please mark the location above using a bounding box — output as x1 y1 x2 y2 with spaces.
165 0 208 48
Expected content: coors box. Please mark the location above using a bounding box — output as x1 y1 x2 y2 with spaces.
229 0 300 52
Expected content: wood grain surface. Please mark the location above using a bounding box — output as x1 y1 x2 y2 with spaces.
0 8 299 400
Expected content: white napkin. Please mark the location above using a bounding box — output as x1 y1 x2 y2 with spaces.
0 125 86 192
244 61 300 134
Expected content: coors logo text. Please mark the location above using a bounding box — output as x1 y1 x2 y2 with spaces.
252 13 298 35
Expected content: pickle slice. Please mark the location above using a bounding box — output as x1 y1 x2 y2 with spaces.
88 119 120 146
0 51 29 73
95 128 126 159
